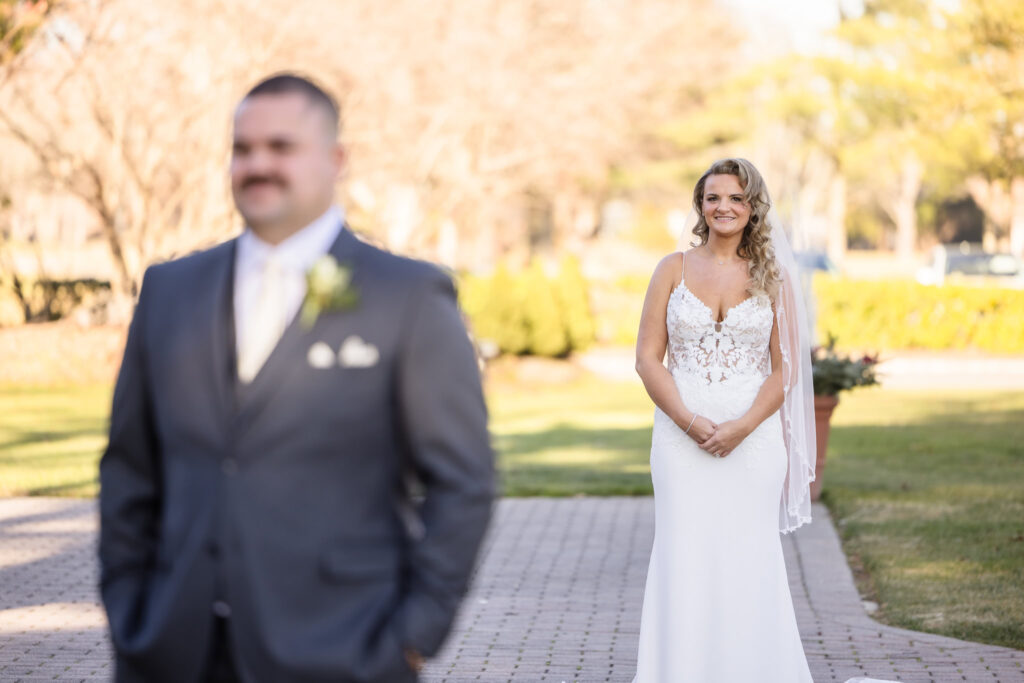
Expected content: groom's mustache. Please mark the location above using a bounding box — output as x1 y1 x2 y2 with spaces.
241 175 286 191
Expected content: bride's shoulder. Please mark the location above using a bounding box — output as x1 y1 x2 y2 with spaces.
655 250 688 273
651 251 685 287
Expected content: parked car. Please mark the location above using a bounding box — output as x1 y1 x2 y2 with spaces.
795 250 840 275
916 243 1024 288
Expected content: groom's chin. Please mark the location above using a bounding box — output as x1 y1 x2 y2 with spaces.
237 203 287 231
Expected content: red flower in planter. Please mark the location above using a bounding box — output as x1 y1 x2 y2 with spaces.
811 333 880 397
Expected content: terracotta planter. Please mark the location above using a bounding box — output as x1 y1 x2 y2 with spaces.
810 394 840 501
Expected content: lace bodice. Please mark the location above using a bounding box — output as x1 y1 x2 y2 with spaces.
666 279 773 384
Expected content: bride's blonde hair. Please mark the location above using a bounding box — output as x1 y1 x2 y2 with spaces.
691 158 781 299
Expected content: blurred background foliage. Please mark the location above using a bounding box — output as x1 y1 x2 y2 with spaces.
460 256 595 357
0 0 1022 357
814 277 1024 352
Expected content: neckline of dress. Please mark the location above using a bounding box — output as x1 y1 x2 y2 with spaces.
673 278 759 325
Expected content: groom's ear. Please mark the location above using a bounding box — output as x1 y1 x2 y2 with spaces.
332 142 347 179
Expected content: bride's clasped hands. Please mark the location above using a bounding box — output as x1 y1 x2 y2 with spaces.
696 418 751 459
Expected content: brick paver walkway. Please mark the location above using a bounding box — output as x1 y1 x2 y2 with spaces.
1 497 1021 682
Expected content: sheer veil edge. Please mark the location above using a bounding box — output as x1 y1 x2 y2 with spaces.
769 209 816 534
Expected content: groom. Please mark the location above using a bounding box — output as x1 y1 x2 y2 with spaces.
99 73 494 682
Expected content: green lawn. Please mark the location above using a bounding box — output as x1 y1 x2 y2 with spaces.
489 373 654 496
1 377 1022 649
823 388 1024 651
0 384 111 497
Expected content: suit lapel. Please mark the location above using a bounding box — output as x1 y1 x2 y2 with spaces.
234 225 363 426
207 239 238 425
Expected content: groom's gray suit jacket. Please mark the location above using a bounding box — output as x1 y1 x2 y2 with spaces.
99 227 494 682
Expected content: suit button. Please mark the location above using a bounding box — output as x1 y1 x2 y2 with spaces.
204 541 220 558
212 601 232 618
221 459 239 476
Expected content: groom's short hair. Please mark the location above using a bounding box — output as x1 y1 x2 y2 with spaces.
243 73 340 135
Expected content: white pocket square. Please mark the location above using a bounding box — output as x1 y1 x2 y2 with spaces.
306 341 336 369
338 335 379 368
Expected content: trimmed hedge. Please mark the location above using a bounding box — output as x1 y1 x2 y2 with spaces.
814 277 1024 353
464 267 1024 355
460 257 596 357
0 278 112 325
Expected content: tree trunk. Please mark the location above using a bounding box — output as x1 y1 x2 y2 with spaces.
437 218 458 268
383 184 420 253
98 212 135 299
1011 176 1024 258
966 175 1010 251
826 173 846 266
895 154 923 262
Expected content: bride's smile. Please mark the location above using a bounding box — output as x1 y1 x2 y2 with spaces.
701 173 752 238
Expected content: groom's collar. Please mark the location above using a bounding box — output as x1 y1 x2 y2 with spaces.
237 205 345 274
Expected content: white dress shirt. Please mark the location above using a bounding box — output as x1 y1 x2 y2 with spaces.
233 206 345 363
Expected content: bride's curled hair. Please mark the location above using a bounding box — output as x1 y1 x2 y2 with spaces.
691 158 781 299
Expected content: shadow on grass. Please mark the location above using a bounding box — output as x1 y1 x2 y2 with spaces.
497 423 652 496
825 421 1023 495
29 478 100 497
497 423 650 457
0 425 108 457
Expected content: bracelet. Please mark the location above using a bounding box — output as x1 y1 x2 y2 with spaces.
685 413 698 434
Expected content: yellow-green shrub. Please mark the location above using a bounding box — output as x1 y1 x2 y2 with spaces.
522 261 570 357
0 278 112 325
814 277 1024 353
554 256 596 351
465 270 1024 355
459 259 596 357
460 265 529 355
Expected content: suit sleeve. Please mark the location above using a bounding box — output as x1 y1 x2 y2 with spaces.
393 270 495 656
98 267 163 648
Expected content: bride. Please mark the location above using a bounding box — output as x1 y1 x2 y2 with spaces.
632 158 815 681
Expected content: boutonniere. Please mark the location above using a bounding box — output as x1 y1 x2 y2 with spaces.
301 255 358 328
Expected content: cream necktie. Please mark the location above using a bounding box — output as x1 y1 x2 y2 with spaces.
238 255 289 383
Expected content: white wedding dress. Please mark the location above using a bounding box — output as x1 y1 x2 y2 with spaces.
633 272 813 682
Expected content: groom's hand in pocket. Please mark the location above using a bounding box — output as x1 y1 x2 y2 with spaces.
404 649 424 673
699 419 749 458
